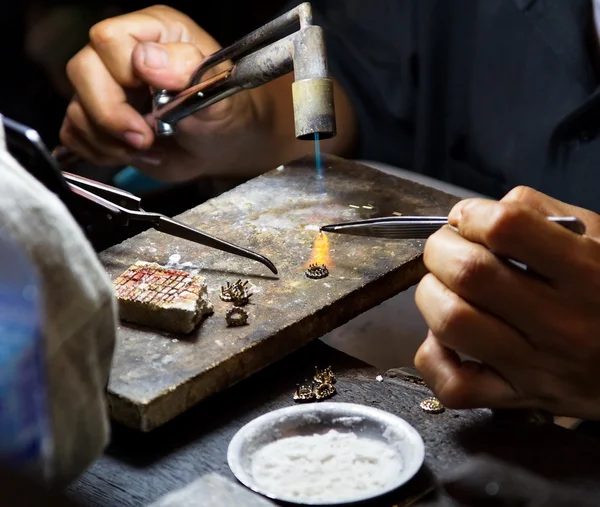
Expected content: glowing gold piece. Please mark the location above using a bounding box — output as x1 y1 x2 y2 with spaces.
392 211 403 216
419 397 445 414
349 204 361 209
305 263 329 279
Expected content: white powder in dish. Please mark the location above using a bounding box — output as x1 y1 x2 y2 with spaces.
250 429 403 503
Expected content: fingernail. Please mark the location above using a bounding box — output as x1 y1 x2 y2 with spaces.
134 149 163 166
142 42 169 69
124 131 145 149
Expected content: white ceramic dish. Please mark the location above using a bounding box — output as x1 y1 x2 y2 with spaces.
227 402 425 505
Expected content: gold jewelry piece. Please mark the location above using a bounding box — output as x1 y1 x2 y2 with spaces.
220 281 236 302
293 383 316 402
226 306 249 327
419 397 445 414
305 263 329 279
314 382 336 400
220 280 253 305
314 366 336 385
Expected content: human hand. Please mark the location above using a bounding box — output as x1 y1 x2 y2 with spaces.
414 186 600 419
60 5 276 181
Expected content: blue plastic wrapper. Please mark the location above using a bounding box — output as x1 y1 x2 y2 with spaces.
0 231 52 478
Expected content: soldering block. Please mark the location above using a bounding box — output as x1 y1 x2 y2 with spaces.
114 261 214 334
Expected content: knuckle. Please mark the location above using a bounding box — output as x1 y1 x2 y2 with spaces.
151 4 175 12
65 101 80 123
504 185 538 204
89 19 118 46
453 250 491 293
484 204 522 247
422 232 439 267
438 294 471 339
65 54 82 83
59 124 72 146
414 273 436 308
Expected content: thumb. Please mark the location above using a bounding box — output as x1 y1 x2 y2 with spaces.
132 41 204 91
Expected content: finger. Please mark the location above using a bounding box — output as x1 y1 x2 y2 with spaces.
423 226 556 338
89 7 222 87
66 45 154 149
64 99 135 162
415 273 533 367
60 118 119 166
89 11 177 88
447 197 588 282
501 185 575 215
501 185 600 238
415 332 526 409
131 41 205 91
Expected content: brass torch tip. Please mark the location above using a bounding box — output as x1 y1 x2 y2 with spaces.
292 78 337 140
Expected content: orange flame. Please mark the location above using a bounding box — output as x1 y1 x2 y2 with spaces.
306 232 332 268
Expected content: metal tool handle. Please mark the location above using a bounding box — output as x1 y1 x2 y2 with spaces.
353 216 586 240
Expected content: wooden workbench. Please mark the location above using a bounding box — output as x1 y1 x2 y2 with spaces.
68 340 600 507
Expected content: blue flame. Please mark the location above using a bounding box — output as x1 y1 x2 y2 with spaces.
314 133 322 179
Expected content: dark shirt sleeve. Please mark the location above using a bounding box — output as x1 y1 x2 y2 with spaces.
298 0 418 168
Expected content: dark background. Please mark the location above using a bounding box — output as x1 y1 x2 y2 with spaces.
0 0 287 149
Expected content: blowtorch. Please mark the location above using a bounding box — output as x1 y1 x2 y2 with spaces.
54 2 337 164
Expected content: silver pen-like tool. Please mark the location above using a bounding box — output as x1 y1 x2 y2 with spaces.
320 216 586 239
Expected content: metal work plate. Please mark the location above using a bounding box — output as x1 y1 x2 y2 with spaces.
100 155 459 431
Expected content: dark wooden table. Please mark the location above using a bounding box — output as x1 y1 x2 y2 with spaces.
69 340 600 507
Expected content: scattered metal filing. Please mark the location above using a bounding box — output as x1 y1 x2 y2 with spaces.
226 306 249 327
220 279 253 306
348 204 375 210
314 365 336 385
419 397 445 414
305 263 329 279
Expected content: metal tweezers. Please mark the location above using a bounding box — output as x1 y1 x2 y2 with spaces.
2 116 277 274
320 215 586 238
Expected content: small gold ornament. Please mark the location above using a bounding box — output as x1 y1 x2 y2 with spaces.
293 383 316 402
220 280 253 305
314 366 336 385
305 263 329 279
226 306 249 327
314 382 336 400
419 397 445 414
